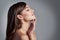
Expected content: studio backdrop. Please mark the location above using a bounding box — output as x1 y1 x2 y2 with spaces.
0 0 60 40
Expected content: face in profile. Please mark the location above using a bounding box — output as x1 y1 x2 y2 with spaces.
17 5 36 22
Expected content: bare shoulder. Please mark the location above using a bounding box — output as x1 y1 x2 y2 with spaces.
16 32 29 40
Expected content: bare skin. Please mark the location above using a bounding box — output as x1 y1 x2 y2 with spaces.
16 21 36 40
16 5 37 40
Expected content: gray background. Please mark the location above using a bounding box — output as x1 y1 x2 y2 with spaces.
0 0 60 40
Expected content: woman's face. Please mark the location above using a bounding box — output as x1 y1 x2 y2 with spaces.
21 5 36 22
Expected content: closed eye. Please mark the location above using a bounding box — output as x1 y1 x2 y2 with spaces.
26 9 29 11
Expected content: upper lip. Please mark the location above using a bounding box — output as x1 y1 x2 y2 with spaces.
30 19 35 23
30 19 36 21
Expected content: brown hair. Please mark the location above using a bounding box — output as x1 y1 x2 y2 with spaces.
6 2 26 40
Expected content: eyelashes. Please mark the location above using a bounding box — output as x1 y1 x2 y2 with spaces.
26 9 29 11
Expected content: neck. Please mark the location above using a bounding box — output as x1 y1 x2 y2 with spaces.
16 22 30 34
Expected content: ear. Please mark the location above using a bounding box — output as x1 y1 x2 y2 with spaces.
17 15 23 20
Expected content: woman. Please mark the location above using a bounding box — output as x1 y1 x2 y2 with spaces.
6 2 37 40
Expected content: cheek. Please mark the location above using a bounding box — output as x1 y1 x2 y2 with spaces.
24 15 32 20
22 11 35 20
24 12 32 18
24 15 35 21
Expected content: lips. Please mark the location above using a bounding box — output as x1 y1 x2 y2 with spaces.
30 19 36 22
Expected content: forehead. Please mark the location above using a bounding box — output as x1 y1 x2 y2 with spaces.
25 5 30 9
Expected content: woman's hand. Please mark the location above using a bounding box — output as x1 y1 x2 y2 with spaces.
27 18 36 34
26 19 37 40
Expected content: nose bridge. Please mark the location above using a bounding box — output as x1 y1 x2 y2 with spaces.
29 7 34 12
31 9 34 15
33 9 34 12
31 8 34 12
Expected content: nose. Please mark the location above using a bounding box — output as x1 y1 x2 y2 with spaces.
31 9 34 16
32 9 34 12
30 8 34 12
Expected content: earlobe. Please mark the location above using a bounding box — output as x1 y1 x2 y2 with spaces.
17 15 23 20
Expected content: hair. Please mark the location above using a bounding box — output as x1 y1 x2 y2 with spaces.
6 2 26 40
